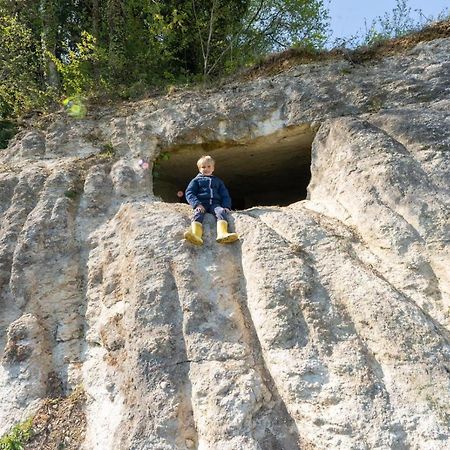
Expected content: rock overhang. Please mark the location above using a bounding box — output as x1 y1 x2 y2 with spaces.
153 123 316 209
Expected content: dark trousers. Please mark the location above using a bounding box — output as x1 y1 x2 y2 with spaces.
193 204 228 223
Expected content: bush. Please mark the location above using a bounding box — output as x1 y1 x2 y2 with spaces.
0 15 46 118
0 419 33 450
331 0 450 49
0 120 18 149
51 31 104 98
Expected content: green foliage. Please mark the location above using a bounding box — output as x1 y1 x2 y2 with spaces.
0 120 17 149
0 418 33 450
153 151 171 178
51 32 103 97
101 0 188 87
0 14 46 118
98 142 116 159
0 0 331 117
253 0 329 50
182 0 330 77
64 189 80 200
363 0 420 46
332 0 449 49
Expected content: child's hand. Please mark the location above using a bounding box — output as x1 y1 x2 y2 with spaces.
224 208 231 213
195 205 206 213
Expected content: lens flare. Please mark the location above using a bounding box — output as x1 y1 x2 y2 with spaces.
63 97 87 119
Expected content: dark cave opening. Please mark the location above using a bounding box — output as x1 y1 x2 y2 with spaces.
154 125 315 210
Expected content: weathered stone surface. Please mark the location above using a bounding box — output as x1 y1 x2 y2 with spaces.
0 314 52 425
0 35 449 449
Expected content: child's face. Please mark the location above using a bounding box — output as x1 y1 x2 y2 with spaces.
198 162 215 176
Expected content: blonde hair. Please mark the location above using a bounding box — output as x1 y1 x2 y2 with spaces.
197 155 215 168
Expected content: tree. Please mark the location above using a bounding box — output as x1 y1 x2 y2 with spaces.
188 0 251 76
235 0 329 62
106 0 127 80
0 14 44 117
182 0 329 77
0 0 331 118
40 0 60 88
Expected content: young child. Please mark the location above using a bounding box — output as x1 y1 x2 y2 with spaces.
184 155 239 245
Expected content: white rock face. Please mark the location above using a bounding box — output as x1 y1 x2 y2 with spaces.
0 36 449 449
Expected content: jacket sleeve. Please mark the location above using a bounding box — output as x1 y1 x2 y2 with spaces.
218 179 232 209
185 178 200 208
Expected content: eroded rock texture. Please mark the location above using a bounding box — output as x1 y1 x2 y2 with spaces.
0 34 449 449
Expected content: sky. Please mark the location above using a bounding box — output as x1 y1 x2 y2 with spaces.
328 0 449 41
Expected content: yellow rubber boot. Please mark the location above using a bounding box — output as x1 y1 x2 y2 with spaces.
216 220 239 244
184 221 203 245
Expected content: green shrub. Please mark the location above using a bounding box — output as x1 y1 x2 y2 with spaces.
331 0 450 49
152 151 171 178
98 142 116 159
0 120 17 149
51 32 104 98
0 418 33 450
0 15 47 118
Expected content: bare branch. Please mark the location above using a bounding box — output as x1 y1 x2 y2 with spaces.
204 0 218 76
191 0 206 62
207 0 265 75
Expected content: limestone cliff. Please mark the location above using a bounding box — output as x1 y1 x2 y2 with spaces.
0 30 449 450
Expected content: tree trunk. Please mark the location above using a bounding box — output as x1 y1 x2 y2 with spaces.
40 0 60 89
107 0 126 80
92 0 100 41
92 0 100 80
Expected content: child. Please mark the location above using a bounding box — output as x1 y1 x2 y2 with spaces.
184 155 239 245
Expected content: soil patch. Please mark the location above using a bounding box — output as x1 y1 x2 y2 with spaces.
25 388 86 450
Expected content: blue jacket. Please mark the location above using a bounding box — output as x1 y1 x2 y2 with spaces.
185 174 232 209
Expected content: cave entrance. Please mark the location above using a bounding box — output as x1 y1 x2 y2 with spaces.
154 124 315 209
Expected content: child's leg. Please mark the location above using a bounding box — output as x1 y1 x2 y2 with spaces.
193 207 206 223
184 205 206 245
212 206 227 221
213 206 238 244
